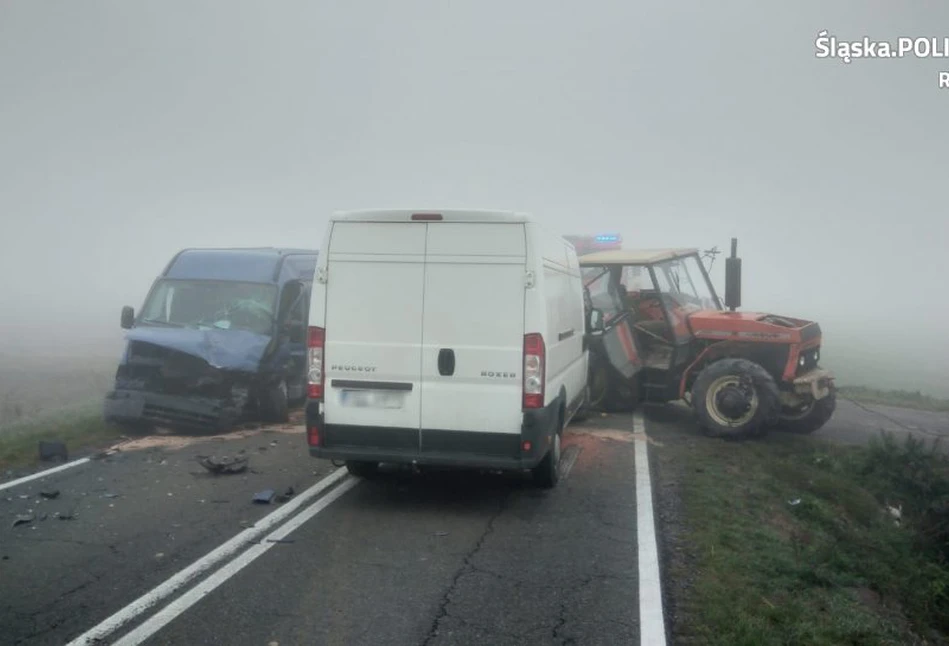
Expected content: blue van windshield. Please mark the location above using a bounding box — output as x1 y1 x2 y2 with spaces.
139 279 277 335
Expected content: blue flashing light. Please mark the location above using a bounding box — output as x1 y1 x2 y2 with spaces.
594 234 621 243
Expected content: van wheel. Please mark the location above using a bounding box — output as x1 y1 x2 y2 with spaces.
345 461 379 479
533 419 563 489
259 379 290 424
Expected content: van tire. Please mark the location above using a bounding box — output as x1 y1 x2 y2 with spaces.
259 379 290 424
533 415 563 489
345 460 379 478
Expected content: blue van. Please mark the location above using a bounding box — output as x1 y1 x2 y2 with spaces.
104 248 318 432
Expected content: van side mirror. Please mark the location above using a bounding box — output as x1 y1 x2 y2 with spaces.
121 306 135 329
724 237 741 311
589 309 605 334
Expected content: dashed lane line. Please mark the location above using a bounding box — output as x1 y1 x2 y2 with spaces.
65 466 353 646
112 476 361 645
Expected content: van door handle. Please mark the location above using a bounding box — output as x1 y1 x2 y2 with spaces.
438 348 456 376
558 328 576 341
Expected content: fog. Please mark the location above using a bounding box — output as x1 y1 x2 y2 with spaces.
1 2 947 390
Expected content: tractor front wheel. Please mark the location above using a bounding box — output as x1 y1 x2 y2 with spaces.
776 387 837 434
691 358 780 439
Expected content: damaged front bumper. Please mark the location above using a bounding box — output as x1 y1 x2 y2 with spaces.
792 368 835 401
103 389 243 431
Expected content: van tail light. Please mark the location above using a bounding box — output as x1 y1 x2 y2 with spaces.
522 333 545 409
307 326 325 399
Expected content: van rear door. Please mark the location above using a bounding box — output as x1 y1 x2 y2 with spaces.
420 222 527 455
322 221 424 451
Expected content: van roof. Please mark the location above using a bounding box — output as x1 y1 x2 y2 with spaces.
332 209 532 224
163 248 319 284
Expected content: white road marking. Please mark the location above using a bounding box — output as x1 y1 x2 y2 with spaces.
633 411 667 646
0 457 91 492
112 476 361 646
65 467 353 646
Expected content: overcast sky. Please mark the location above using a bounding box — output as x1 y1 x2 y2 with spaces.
1 1 947 359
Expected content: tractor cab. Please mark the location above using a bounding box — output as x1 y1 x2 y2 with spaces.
580 248 720 372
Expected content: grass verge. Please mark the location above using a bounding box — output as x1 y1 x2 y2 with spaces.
0 402 123 472
839 385 949 413
654 420 949 646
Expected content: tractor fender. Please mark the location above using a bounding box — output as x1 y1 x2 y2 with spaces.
678 341 748 398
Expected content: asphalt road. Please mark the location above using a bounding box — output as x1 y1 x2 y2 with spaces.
0 414 643 646
816 397 949 448
0 398 944 646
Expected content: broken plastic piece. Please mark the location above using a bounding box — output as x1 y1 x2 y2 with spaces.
12 514 34 528
253 489 276 504
198 455 249 475
40 490 60 499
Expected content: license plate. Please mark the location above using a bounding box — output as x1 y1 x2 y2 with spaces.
340 390 404 409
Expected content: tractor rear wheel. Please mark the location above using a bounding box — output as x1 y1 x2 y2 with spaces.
691 358 780 439
776 387 837 434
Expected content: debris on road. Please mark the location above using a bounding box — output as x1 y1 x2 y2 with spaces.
55 511 76 521
788 498 801 506
12 514 34 528
198 455 249 475
265 538 294 544
102 493 120 499
275 487 295 503
253 489 276 504
435 531 449 537
39 490 60 499
38 441 68 463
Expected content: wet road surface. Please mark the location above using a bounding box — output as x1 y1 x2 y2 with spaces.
1 396 943 645
1 415 645 646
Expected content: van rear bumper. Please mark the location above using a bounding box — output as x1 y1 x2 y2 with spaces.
306 400 560 470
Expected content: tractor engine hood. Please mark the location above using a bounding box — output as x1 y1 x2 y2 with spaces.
123 326 273 372
687 311 822 344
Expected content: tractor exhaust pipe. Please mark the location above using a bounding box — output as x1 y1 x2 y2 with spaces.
724 237 742 312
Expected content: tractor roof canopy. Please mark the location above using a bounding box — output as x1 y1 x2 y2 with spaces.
578 248 699 265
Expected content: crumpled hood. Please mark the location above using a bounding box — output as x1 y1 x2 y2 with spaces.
124 326 272 371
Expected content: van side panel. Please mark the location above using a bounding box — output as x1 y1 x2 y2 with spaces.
563 243 588 414
419 223 527 441
322 222 425 437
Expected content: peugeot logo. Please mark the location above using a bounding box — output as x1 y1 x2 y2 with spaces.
331 365 378 373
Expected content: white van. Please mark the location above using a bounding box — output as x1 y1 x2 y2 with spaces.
304 209 588 488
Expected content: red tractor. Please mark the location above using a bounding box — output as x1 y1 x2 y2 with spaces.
577 238 836 439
